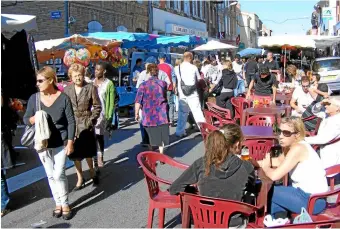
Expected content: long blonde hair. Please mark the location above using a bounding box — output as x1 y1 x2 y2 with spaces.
36 66 58 89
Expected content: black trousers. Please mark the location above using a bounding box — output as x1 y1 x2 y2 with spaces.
246 74 255 87
216 91 235 118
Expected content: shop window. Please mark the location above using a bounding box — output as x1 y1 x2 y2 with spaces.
88 21 103 33
173 0 181 11
184 0 190 15
153 0 160 6
136 0 143 3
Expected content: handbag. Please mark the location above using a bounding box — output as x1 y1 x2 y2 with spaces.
21 93 40 147
179 65 197 96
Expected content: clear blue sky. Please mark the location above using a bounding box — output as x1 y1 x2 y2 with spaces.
239 0 319 35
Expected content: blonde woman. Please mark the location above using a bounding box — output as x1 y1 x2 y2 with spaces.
216 60 238 117
64 64 102 190
23 66 75 220
258 117 327 219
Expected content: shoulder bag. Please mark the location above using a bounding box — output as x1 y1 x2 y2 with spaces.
21 93 40 147
179 65 197 96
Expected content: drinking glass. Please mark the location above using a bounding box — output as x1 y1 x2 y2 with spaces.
280 100 285 106
241 147 250 161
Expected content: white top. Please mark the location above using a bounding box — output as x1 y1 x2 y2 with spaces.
305 113 340 169
291 86 314 116
201 64 211 79
136 69 170 88
175 62 200 99
289 141 328 194
232 60 243 80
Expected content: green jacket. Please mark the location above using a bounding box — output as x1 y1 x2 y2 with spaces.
104 80 116 121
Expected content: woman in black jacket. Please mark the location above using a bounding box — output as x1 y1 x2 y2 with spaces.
170 123 255 227
216 60 238 118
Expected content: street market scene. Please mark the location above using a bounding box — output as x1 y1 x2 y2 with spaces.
1 0 340 228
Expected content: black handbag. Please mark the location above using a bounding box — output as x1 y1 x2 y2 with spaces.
179 65 197 96
21 93 40 146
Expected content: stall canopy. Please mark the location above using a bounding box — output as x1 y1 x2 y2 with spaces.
35 34 122 62
258 35 340 49
193 40 237 51
81 32 158 49
258 35 316 48
237 48 266 57
149 35 206 49
1 14 38 32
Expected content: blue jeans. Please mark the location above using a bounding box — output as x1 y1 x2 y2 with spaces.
270 186 326 216
1 170 10 211
234 80 246 97
167 91 175 123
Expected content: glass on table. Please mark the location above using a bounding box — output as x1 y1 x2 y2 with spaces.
241 147 250 161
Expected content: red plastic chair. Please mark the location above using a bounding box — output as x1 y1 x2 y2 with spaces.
203 110 234 127
197 122 218 142
302 115 322 137
231 97 252 122
206 102 233 120
180 193 260 228
137 151 189 228
246 115 279 127
243 139 274 160
307 164 340 217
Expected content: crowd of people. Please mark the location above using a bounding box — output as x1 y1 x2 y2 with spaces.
1 49 339 228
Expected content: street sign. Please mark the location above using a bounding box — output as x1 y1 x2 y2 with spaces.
50 11 62 19
322 7 334 20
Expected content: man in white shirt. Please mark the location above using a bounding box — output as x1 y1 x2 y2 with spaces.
305 97 340 169
232 54 246 96
136 56 170 88
290 76 314 117
175 52 206 137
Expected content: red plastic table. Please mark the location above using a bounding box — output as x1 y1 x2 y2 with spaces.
241 105 291 126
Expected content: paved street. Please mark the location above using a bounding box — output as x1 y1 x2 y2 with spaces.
2 119 203 228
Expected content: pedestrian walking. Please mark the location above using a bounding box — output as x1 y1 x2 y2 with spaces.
64 63 102 190
135 64 169 154
23 66 76 220
93 62 116 168
175 52 206 138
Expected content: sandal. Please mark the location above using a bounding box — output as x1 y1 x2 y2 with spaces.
62 208 73 220
52 207 62 218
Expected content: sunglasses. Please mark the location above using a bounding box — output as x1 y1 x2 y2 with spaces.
36 79 47 84
277 128 297 137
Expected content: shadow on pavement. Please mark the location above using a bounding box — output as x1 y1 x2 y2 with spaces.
47 223 71 228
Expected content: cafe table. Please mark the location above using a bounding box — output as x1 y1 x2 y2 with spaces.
241 105 291 126
241 126 277 140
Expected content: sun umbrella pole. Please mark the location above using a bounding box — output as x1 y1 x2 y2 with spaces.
119 67 121 87
284 47 286 82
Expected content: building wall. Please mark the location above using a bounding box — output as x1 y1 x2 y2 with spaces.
1 1 149 41
1 1 65 40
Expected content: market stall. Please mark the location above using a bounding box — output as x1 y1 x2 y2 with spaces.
1 14 38 100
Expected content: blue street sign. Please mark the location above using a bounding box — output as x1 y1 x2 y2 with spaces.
50 11 62 19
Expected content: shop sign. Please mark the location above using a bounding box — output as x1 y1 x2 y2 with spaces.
167 24 208 37
322 7 335 20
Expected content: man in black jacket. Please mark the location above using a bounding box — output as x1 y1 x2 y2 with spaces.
244 55 258 87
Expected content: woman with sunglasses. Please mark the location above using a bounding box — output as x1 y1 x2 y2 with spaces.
23 66 75 220
258 117 328 219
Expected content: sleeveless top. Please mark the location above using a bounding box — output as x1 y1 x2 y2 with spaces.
289 141 328 194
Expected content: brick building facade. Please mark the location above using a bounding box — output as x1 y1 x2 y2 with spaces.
1 1 148 41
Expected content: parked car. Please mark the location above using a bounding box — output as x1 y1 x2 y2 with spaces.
311 57 340 93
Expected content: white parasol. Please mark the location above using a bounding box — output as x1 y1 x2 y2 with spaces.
193 40 237 51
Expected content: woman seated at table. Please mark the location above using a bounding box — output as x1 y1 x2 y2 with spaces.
170 124 255 227
258 117 328 219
